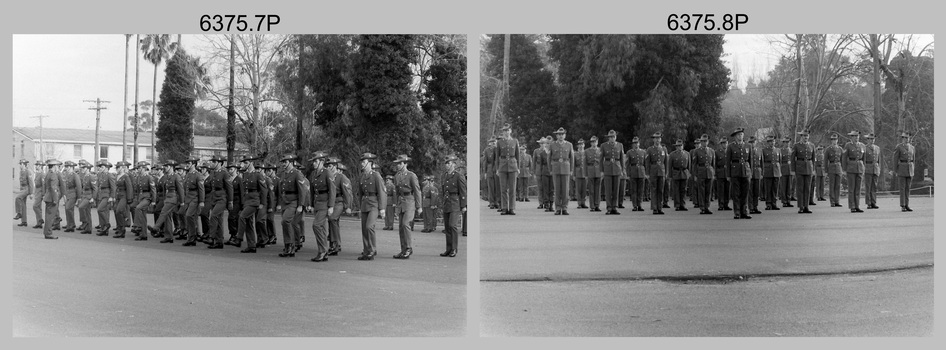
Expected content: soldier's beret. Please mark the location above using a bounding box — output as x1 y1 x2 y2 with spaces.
554 127 566 134
864 133 875 139
392 154 411 163
847 130 860 136
797 130 810 136
829 133 839 140
444 154 459 163
279 154 298 162
631 136 640 144
730 128 745 137
308 151 330 162
748 136 757 143
651 132 662 138
359 153 377 161
501 123 511 131
577 139 585 144
606 130 617 138
589 136 598 142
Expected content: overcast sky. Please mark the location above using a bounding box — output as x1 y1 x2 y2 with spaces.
12 34 932 131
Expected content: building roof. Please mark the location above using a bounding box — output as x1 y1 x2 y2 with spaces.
13 127 245 150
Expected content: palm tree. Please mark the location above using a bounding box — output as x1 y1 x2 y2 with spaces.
122 34 131 161
140 34 179 162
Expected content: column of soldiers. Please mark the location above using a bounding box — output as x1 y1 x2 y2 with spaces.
487 126 919 217
16 152 466 261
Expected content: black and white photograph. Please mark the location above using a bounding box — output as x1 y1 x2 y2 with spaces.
11 34 468 336
478 34 933 336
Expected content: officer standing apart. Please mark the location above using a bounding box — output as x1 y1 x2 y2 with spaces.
727 128 753 219
841 130 866 213
863 133 881 209
495 123 520 215
625 136 648 212
714 137 731 211
357 153 386 261
584 136 602 212
792 130 815 214
517 145 532 202
668 139 690 211
646 133 669 215
42 159 63 239
892 132 916 212
441 155 466 258
762 136 782 210
549 127 575 215
14 159 33 227
690 135 714 215
824 133 844 207
600 130 625 215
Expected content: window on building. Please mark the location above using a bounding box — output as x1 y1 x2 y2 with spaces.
100 146 108 159
74 145 82 157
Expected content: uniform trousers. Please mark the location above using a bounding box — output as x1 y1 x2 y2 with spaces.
63 193 78 229
630 178 645 209
587 177 601 209
650 176 666 211
208 200 227 242
444 210 461 252
517 176 529 200
864 174 878 207
16 190 30 224
423 205 436 231
33 194 45 225
763 177 779 207
184 202 201 242
280 201 300 245
114 196 130 231
228 204 240 239
815 175 825 199
155 195 178 236
498 171 517 211
487 174 498 206
795 175 811 211
828 173 842 205
309 208 328 254
672 179 687 208
847 173 863 209
384 203 395 228
237 204 259 248
730 177 750 216
603 175 621 210
77 196 92 231
539 175 553 206
750 178 761 211
134 195 152 232
397 207 415 253
575 177 587 206
328 201 344 248
779 174 793 204
698 178 713 210
552 174 570 210
360 208 379 255
96 196 111 229
43 201 59 237
899 176 912 208
618 178 627 207
716 178 730 208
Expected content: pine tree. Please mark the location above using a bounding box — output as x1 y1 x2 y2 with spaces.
156 49 196 162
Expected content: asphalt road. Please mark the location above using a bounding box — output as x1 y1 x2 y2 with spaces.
480 195 934 336
12 212 465 337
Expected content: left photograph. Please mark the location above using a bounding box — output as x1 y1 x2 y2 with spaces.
11 34 468 337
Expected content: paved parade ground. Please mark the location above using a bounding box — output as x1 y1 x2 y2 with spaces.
480 195 933 336
12 212 466 337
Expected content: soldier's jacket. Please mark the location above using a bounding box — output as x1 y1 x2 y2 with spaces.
779 145 794 176
277 167 307 207
206 169 234 204
264 173 276 210
584 146 602 178
669 149 690 180
422 182 439 207
155 174 166 202
441 170 466 213
518 151 533 178
385 180 396 208
307 167 337 210
841 142 867 174
761 145 782 178
80 171 96 199
645 144 669 178
814 149 826 177
183 170 205 204
532 147 550 177
241 171 269 207
714 145 730 178
202 173 213 208
791 142 816 176
357 169 387 212
482 145 497 174
162 173 185 205
332 172 353 209
750 146 764 179
34 171 46 198
573 149 586 178
690 146 715 180
20 169 33 193
43 171 62 203
495 137 520 173
394 169 421 211
599 141 625 176
230 174 243 210
96 172 116 200
625 148 648 179
864 144 881 175
134 172 157 203
824 145 843 174
727 141 753 178
548 140 575 175
61 171 81 199
892 142 916 177
115 172 134 203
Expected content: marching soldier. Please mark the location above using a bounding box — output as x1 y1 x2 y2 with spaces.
306 151 336 261
573 140 587 208
625 136 648 212
204 156 233 248
762 136 782 210
32 161 47 229
584 136 603 212
275 155 306 257
392 155 420 259
778 137 794 208
668 139 690 211
646 133 669 215
172 164 187 239
824 133 844 207
727 128 753 219
483 137 498 209
263 164 279 246
229 156 264 252
326 158 352 254
517 145 532 202
495 123 520 215
94 160 116 235
60 161 81 232
152 161 184 243
112 161 134 238
252 162 274 248
549 127 575 215
892 132 916 212
295 159 311 246
225 162 243 243
841 131 866 213
600 130 625 215
42 159 64 239
690 135 715 215
814 146 827 202
422 175 439 232
15 159 32 227
151 166 165 237
714 137 731 211
132 162 157 240
747 136 763 215
533 137 552 211
440 155 466 258
792 131 815 214
383 175 396 230
76 160 96 234
863 133 881 209
181 157 206 246
356 153 386 261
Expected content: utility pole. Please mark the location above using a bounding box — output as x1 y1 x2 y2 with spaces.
30 115 49 160
84 98 111 163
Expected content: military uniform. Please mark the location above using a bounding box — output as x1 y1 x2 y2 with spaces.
113 163 134 236
625 140 648 211
690 137 715 214
182 161 206 245
748 139 764 214
264 168 278 244
727 129 753 219
95 162 117 234
32 164 46 228
236 161 267 251
573 142 587 208
517 148 533 202
276 157 307 256
133 164 157 238
791 135 815 213
155 164 184 241
206 161 234 247
307 156 336 259
761 138 782 210
495 130 520 213
645 136 669 214
824 139 844 206
892 135 916 211
328 161 352 254
42 160 63 239
863 136 881 209
533 140 552 210
482 141 498 209
227 168 243 242
384 177 396 230
15 161 33 226
392 156 420 258
422 176 439 232
841 132 866 212
778 140 794 207
357 154 386 260
584 139 602 211
60 164 81 231
77 162 96 233
813 147 826 201
599 132 625 214
714 140 731 210
548 129 574 214
441 155 466 257
668 141 690 210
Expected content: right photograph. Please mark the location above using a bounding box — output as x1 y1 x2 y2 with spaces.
478 34 933 336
